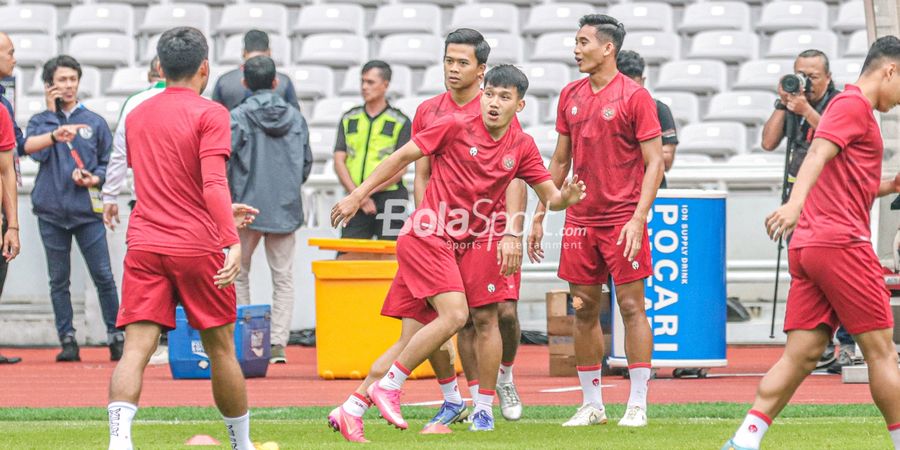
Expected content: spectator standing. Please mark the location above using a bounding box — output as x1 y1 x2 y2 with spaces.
213 30 300 111
0 32 22 364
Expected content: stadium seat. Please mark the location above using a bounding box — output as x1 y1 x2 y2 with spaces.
483 33 524 65
845 30 869 58
621 32 681 64
757 1 828 32
339 64 412 99
678 2 750 34
293 4 365 36
526 125 559 158
18 157 39 177
63 4 134 35
831 59 863 88
398 0 457 6
15 96 46 129
677 121 747 157
393 95 432 119
834 1 866 33
728 154 784 165
547 95 560 124
68 33 134 67
308 126 339 161
309 97 359 126
297 34 368 67
518 95 541 128
518 63 572 97
706 91 777 125
139 4 212 37
688 31 758 63
655 60 728 94
531 33 576 65
448 3 519 34
106 67 152 96
82 97 126 129
220 34 289 66
417 64 446 95
607 3 673 32
673 154 714 165
370 4 442 36
377 34 443 68
654 91 700 126
217 3 289 37
7 33 57 67
766 31 837 59
0 5 57 34
733 59 794 91
286 65 336 99
522 3 593 35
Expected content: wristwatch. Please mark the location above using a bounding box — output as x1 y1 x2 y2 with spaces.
774 99 787 111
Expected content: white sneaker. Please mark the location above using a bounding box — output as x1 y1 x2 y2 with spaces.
617 405 648 427
562 404 607 427
497 382 522 421
148 345 169 365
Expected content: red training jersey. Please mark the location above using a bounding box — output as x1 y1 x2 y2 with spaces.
125 86 239 256
790 84 883 249
410 113 551 243
0 108 14 152
556 72 661 227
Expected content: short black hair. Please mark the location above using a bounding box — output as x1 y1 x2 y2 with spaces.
862 35 900 74
484 64 528 98
578 14 626 54
243 29 269 53
362 60 392 82
41 55 81 84
157 27 208 82
445 28 491 66
617 50 645 78
243 55 276 92
797 49 831 74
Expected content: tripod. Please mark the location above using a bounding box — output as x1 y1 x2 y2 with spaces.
770 112 797 339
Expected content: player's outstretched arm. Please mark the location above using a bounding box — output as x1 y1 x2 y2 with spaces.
527 134 572 263
532 175 586 212
878 172 900 197
331 140 425 227
765 137 840 240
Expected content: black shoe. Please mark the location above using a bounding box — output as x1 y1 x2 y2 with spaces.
109 334 125 361
0 354 21 364
56 336 81 362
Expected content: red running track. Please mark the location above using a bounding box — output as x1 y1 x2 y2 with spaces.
0 345 872 408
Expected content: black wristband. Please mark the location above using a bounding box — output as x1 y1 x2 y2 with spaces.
50 130 58 144
774 99 787 111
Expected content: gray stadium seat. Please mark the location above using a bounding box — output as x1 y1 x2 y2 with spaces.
688 31 758 63
293 4 365 36
8 33 57 67
766 31 837 59
655 60 728 94
728 154 784 165
834 1 866 32
393 95 432 119
106 67 152 96
63 4 133 35
370 4 442 36
68 33 134 67
82 96 126 129
518 63 572 97
522 3 592 35
217 3 289 37
286 65 336 99
398 0 457 6
845 30 869 58
139 4 212 37
531 33 576 65
297 34 368 67
449 3 519 34
831 59 863 88
377 34 443 68
706 91 777 125
678 2 750 34
15 96 46 129
220 34 290 66
202 65 229 98
547 95 559 124
309 97 359 126
518 95 541 128
0 5 57 34
339 64 412 99
308 126 339 161
733 59 794 91
677 121 747 157
417 64 446 95
622 31 681 64
654 91 700 126
526 125 559 159
484 33 524 65
674 154 714 165
608 3 673 32
29 65 101 99
757 1 828 32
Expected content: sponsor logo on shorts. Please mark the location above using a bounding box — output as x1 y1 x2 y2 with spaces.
503 155 515 171
78 126 94 140
469 147 478 157
488 284 496 293
602 106 615 121
632 261 639 270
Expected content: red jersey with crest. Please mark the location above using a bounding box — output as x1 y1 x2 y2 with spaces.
556 72 661 227
410 113 550 243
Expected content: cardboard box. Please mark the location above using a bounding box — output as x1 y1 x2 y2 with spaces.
546 290 574 318
550 354 578 377
549 335 575 356
547 315 574 336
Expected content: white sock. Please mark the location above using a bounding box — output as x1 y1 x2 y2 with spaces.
473 389 494 417
498 362 514 384
889 424 900 449
576 365 604 409
223 412 254 450
468 381 479 406
342 393 370 418
732 410 771 449
378 362 410 391
438 376 463 404
626 364 651 410
108 402 136 450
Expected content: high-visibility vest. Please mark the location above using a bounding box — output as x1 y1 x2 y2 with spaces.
340 105 409 191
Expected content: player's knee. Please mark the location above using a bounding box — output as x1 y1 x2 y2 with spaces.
497 304 518 328
441 309 469 331
617 297 646 321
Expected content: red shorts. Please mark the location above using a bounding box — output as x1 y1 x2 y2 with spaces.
117 250 237 331
456 238 518 308
785 246 893 335
558 222 653 286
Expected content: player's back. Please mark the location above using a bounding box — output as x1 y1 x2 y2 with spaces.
125 86 233 256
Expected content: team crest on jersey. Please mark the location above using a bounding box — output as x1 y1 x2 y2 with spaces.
571 106 578 116
602 106 615 121
502 155 515 171
78 126 94 140
469 147 478 157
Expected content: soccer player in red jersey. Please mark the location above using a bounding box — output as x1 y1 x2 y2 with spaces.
527 14 664 428
106 27 259 450
328 65 586 441
722 36 900 450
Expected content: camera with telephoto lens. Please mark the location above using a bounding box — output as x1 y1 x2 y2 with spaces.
780 73 811 94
